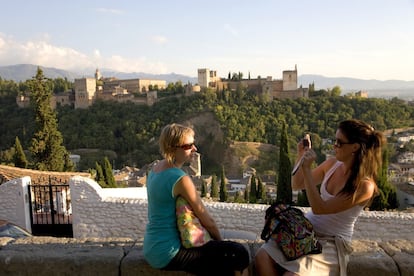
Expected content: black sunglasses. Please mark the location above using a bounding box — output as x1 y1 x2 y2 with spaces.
333 139 354 148
177 143 195 150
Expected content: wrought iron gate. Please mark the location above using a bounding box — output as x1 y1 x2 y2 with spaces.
28 177 73 237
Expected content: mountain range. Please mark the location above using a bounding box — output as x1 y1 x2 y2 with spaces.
1 64 413 99
0 64 198 85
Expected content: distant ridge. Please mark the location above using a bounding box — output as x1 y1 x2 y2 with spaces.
0 64 83 82
0 64 197 84
299 74 414 90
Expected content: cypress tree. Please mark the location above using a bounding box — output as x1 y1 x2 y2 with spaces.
201 178 207 197
249 174 257 203
210 174 219 198
95 162 106 187
13 136 28 168
219 165 228 202
63 152 75 172
257 177 266 203
103 157 116 187
276 122 292 203
371 148 399 210
29 67 72 171
382 149 398 209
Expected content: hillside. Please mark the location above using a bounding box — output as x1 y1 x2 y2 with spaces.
181 112 277 177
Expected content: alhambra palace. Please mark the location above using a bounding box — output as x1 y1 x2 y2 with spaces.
16 66 310 109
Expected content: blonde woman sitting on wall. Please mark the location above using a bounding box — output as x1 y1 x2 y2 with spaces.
144 123 249 276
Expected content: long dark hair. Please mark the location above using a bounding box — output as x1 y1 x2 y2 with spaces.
338 119 385 202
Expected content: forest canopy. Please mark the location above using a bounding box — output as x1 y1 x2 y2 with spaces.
1 76 413 174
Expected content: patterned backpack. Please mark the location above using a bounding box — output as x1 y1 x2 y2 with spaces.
260 202 322 261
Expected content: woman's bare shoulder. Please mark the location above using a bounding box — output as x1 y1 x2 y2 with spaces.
318 157 338 172
359 178 376 197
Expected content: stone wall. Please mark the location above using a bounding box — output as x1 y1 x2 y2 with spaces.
1 176 414 275
1 237 413 276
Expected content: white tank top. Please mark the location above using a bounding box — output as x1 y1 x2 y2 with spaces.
305 161 364 241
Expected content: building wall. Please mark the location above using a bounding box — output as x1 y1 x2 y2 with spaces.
138 79 166 92
200 67 305 100
74 78 96 109
198 68 210 88
271 88 309 100
103 79 166 94
198 68 219 88
16 92 73 109
52 93 72 109
282 69 297 91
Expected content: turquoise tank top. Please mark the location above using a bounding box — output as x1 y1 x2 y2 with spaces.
143 167 186 268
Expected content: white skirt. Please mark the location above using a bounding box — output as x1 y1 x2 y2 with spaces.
260 237 350 276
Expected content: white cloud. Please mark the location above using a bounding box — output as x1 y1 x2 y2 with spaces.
99 55 168 73
0 34 169 74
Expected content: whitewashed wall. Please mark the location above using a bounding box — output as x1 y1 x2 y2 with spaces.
0 177 32 232
69 176 414 241
1 176 414 242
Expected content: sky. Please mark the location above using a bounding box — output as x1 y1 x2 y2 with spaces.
1 0 413 81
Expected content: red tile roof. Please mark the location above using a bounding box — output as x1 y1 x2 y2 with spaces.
0 165 91 185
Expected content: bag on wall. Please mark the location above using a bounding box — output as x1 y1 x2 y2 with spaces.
261 202 322 261
176 196 212 248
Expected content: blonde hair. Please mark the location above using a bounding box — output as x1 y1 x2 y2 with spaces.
159 123 195 164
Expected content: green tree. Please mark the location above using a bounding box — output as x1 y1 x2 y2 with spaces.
249 174 257 203
234 191 242 203
29 67 72 171
52 77 71 94
371 149 399 210
219 165 228 202
95 162 106 187
276 122 292 203
13 136 28 168
210 174 219 198
257 177 266 203
63 152 75 172
201 178 207 197
102 157 116 187
330 86 342 96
